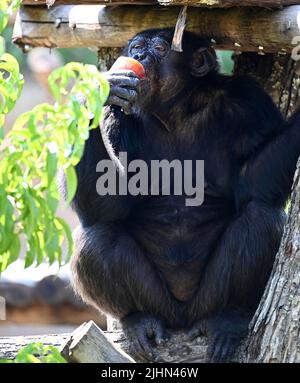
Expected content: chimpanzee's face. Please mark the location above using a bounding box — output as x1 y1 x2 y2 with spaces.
124 30 190 110
123 29 218 111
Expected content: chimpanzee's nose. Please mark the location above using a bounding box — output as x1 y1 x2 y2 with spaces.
133 52 146 61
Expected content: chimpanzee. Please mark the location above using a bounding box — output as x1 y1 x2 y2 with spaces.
69 28 300 362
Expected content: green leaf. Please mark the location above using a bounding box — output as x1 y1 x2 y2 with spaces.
13 342 66 364
25 247 35 268
46 183 60 213
7 235 21 266
45 232 59 265
64 165 77 204
46 149 58 186
55 217 74 263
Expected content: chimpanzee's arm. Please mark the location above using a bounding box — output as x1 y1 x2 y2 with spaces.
240 114 300 208
232 79 300 208
224 75 299 208
68 69 141 225
72 105 140 226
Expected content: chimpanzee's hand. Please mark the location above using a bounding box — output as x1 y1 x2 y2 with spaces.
121 312 167 361
104 69 140 115
187 311 250 363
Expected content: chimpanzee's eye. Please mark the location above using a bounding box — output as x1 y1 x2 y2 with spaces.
155 45 166 52
152 39 169 56
130 41 144 52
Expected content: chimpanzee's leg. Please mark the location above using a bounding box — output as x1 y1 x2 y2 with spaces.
187 201 285 362
71 222 177 359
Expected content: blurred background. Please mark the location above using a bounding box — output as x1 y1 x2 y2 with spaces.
0 14 233 338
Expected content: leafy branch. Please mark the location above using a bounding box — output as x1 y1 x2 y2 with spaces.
0 1 109 272
0 342 66 363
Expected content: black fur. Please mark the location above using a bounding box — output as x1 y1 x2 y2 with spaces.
68 29 300 362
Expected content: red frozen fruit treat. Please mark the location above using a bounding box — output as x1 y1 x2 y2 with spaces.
109 56 145 79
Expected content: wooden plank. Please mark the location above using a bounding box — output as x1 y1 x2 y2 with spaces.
13 4 300 52
21 0 300 7
22 0 156 5
158 0 300 7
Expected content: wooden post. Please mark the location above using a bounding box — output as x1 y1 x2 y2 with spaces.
158 0 300 6
22 0 156 5
245 160 300 363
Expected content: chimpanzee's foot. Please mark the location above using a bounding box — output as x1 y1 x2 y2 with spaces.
121 312 167 361
188 311 251 363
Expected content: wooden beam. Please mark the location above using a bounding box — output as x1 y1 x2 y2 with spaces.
21 0 300 7
158 0 300 6
13 5 300 52
22 0 156 4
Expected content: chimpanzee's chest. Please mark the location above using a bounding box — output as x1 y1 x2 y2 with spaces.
130 121 236 199
126 123 237 300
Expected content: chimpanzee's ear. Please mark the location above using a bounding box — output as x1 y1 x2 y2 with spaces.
190 47 218 77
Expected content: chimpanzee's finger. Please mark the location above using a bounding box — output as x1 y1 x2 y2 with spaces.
106 95 133 114
153 323 166 346
136 328 153 360
107 69 140 78
107 75 140 89
110 85 138 103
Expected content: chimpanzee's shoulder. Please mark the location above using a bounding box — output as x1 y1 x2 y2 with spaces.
220 74 267 100
219 74 283 120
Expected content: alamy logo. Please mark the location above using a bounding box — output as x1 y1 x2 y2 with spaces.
0 296 6 320
96 152 205 207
